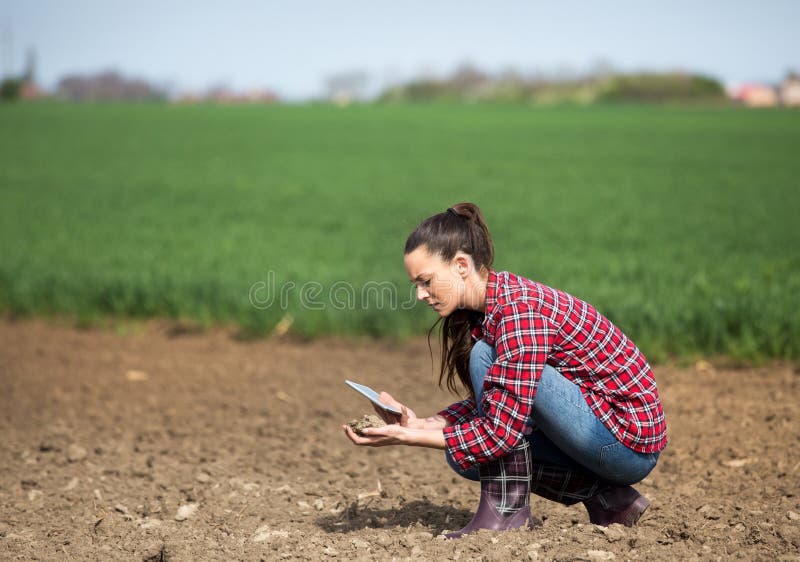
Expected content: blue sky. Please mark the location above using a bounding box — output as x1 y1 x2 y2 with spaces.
3 1 799 99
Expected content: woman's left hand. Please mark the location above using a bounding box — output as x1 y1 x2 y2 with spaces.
342 424 446 450
342 423 409 447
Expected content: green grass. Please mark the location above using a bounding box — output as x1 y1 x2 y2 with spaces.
1 102 799 361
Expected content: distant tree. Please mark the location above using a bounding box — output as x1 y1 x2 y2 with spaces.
598 72 726 103
0 46 37 101
0 77 22 101
376 65 728 106
449 63 488 90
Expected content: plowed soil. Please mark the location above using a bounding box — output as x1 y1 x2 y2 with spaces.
1 319 798 561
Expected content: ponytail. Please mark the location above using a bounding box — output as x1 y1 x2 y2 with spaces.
404 202 494 398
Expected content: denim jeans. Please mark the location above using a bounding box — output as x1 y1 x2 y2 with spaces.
446 340 659 485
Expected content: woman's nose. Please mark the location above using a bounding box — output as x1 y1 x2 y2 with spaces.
416 286 429 300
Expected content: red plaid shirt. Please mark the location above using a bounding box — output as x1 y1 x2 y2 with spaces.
439 270 667 470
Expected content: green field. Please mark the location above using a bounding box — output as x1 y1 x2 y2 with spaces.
1 102 798 360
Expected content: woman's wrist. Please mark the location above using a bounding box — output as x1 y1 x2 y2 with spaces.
402 427 446 449
421 415 447 430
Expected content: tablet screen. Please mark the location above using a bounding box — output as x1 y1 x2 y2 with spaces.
345 380 402 415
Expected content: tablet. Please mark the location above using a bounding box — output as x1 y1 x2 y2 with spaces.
344 380 402 415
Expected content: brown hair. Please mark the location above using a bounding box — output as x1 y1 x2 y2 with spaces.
404 202 494 397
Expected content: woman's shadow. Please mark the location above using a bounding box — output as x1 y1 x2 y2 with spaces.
315 499 473 535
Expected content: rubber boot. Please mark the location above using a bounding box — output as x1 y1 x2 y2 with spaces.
445 441 534 539
583 484 650 527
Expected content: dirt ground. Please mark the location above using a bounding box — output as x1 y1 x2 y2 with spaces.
1 319 798 561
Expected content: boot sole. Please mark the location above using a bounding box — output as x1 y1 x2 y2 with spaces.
589 495 651 527
444 514 535 539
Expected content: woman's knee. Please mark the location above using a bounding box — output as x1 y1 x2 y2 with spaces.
469 340 496 386
445 449 479 481
598 444 661 485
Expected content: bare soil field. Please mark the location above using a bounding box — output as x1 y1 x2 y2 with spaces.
1 319 798 561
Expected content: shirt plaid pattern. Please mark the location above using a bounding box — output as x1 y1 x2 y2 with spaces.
528 461 601 506
440 270 667 471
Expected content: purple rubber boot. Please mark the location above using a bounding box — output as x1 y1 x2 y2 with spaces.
583 484 651 527
445 441 534 539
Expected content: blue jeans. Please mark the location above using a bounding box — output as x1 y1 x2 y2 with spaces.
446 340 659 485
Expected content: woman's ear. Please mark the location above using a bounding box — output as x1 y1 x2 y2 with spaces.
453 253 474 278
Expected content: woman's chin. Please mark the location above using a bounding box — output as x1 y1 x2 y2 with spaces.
427 302 452 316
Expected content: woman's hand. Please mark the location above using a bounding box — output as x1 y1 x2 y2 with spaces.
342 423 410 447
342 423 447 450
372 392 425 429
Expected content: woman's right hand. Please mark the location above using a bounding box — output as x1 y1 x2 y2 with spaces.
373 392 424 429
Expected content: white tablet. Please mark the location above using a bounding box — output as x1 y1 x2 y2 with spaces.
344 380 402 415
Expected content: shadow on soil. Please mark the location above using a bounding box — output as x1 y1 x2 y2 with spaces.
315 499 474 534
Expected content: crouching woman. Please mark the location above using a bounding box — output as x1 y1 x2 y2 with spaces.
343 203 667 538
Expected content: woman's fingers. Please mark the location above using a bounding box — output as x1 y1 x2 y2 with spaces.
374 391 409 424
400 405 411 425
372 403 401 424
342 423 401 447
378 392 418 421
343 424 373 445
378 391 402 408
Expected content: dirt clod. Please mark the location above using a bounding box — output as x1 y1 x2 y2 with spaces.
253 525 289 543
596 524 625 542
588 550 616 561
347 414 387 436
174 503 197 521
66 444 87 462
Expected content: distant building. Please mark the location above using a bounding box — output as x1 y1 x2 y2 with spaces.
731 84 779 107
779 75 800 107
57 71 165 101
173 88 279 105
19 80 44 100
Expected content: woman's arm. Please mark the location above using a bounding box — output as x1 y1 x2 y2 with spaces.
419 414 449 430
444 302 553 470
344 392 450 448
342 423 446 450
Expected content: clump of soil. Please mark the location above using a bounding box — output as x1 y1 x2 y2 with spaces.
347 414 387 435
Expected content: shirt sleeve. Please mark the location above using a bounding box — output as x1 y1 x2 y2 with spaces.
442 302 556 470
437 398 478 426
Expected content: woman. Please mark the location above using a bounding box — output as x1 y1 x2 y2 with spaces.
343 202 667 539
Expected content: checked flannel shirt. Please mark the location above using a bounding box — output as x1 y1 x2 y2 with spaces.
439 270 667 472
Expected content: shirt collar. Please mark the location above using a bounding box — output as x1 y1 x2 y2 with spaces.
484 269 498 314
473 269 499 343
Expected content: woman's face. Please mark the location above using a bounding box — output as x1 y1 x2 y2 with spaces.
404 245 467 317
